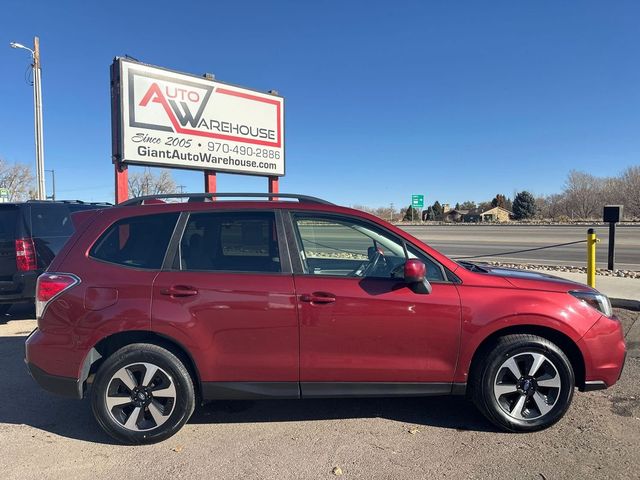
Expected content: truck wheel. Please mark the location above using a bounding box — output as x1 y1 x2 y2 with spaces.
472 334 574 432
91 343 195 444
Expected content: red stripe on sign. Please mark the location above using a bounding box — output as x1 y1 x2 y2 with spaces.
146 84 282 148
215 88 282 148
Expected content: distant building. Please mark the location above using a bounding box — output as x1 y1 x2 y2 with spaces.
438 205 513 222
443 209 468 222
463 209 482 223
480 206 513 222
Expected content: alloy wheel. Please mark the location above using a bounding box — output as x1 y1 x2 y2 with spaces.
105 362 177 432
493 352 562 420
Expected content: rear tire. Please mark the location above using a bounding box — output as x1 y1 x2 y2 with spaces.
471 334 574 432
91 343 195 444
0 304 11 316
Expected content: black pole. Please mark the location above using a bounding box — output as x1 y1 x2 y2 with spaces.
51 169 56 201
608 222 616 270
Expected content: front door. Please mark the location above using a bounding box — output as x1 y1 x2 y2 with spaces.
288 213 462 396
151 210 299 398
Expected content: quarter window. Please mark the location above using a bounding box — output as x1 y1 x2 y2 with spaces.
179 212 281 273
90 213 179 269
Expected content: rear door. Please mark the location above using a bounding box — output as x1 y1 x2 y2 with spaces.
151 210 299 398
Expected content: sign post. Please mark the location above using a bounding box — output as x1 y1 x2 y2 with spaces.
603 205 623 270
411 194 424 222
111 58 285 203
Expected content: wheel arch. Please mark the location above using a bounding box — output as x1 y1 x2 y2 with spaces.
466 325 586 392
82 330 202 400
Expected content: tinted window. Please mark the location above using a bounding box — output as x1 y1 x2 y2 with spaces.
90 213 178 269
179 212 280 273
0 207 18 241
30 204 75 237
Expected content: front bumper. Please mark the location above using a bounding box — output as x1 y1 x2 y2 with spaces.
578 314 627 388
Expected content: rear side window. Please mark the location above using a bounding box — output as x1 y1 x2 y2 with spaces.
179 211 281 273
30 204 74 237
0 207 18 241
90 213 179 269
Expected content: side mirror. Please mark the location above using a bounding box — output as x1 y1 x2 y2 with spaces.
404 259 432 294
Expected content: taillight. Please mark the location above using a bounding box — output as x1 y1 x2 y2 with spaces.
15 238 37 271
36 273 79 319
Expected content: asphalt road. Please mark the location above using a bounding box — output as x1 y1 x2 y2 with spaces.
400 225 640 270
1 306 638 480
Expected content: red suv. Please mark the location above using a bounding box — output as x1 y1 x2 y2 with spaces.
25 194 626 444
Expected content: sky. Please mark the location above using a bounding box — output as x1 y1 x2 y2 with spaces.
1 1 639 207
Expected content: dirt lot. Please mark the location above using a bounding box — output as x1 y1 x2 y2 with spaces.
1 307 638 480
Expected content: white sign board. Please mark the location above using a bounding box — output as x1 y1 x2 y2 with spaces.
113 59 285 176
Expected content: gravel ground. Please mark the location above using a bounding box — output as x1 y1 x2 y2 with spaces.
487 261 640 279
1 308 638 480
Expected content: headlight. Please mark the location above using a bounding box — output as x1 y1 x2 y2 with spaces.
569 290 613 317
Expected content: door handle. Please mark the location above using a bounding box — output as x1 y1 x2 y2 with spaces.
160 285 199 297
300 292 336 304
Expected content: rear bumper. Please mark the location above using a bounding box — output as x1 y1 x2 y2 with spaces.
24 327 85 399
0 270 40 303
25 361 82 399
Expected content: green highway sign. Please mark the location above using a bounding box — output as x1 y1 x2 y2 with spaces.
411 194 424 209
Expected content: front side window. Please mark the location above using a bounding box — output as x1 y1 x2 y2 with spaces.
179 211 281 273
90 213 179 269
294 215 445 281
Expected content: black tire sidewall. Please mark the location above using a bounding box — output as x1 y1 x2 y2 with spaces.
91 344 195 444
480 338 574 432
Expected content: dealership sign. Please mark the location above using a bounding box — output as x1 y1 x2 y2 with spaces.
111 58 285 176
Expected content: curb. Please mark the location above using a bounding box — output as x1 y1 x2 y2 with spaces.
611 298 640 311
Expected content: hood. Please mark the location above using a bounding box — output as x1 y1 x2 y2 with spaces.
470 264 594 293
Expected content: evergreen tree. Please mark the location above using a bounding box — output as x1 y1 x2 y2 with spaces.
403 205 421 221
431 201 443 220
512 191 537 219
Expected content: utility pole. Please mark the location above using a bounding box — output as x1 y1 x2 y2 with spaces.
177 185 186 194
33 38 45 200
10 37 46 200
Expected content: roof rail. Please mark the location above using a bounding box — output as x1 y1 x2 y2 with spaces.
26 199 113 205
119 192 333 206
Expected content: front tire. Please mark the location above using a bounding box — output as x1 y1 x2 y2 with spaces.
91 343 195 444
472 334 575 432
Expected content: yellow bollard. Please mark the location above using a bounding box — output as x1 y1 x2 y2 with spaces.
587 228 597 288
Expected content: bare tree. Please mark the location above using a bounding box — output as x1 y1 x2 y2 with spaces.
562 170 603 219
0 158 35 201
620 166 640 219
128 169 177 197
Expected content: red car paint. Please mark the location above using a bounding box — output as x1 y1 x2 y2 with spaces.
25 200 626 399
